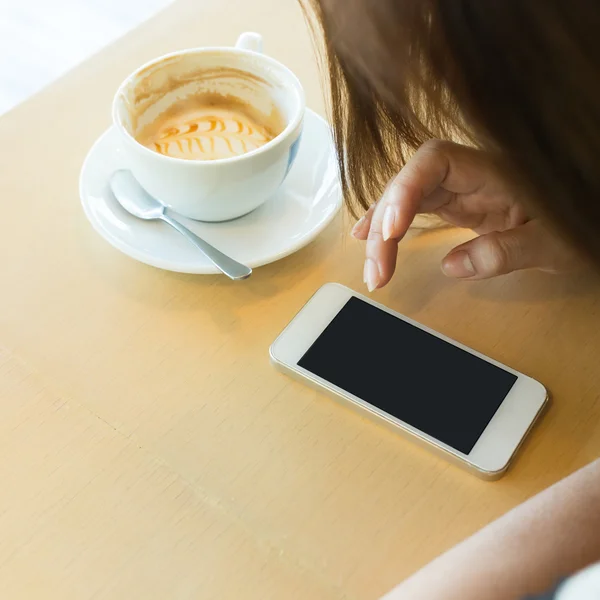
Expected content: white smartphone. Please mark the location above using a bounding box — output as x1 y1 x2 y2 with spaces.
270 283 548 479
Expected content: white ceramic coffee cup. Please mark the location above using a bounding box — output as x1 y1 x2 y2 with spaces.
112 33 305 221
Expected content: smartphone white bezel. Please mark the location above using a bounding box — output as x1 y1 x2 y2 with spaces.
270 283 548 478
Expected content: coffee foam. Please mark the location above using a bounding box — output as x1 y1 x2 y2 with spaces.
136 95 278 160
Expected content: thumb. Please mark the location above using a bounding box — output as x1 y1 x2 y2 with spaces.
441 220 574 279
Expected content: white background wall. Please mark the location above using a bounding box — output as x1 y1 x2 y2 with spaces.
0 0 174 114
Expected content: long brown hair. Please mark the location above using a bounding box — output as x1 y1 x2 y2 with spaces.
303 0 600 265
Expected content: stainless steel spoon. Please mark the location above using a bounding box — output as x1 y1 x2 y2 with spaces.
109 170 252 280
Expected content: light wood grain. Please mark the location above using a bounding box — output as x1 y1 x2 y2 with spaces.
0 0 599 598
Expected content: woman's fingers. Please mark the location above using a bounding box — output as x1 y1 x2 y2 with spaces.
352 140 478 242
364 213 399 291
352 141 452 243
351 204 375 240
441 220 578 279
352 205 396 291
376 140 493 240
361 140 498 290
351 140 523 289
377 141 454 242
358 142 448 290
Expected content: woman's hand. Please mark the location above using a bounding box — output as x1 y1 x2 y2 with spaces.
352 140 577 291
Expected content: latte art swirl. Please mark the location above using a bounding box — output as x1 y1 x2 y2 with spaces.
142 107 275 160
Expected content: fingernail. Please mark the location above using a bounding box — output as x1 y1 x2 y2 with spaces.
364 259 381 292
351 216 366 238
382 206 397 241
442 251 476 278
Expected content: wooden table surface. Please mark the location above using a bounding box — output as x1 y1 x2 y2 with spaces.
1 0 599 598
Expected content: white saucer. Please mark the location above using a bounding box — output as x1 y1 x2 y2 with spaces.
80 109 342 274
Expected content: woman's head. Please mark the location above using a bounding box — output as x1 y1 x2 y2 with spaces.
304 0 600 265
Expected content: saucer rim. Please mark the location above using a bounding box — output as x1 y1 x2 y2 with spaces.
79 108 343 275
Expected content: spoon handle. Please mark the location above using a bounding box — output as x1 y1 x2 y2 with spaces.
160 214 252 280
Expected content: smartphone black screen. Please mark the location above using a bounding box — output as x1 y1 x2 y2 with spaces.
298 297 517 454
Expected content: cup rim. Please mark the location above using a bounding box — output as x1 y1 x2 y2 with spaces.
112 46 306 166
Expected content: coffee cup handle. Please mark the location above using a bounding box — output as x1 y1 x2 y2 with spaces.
235 32 263 54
